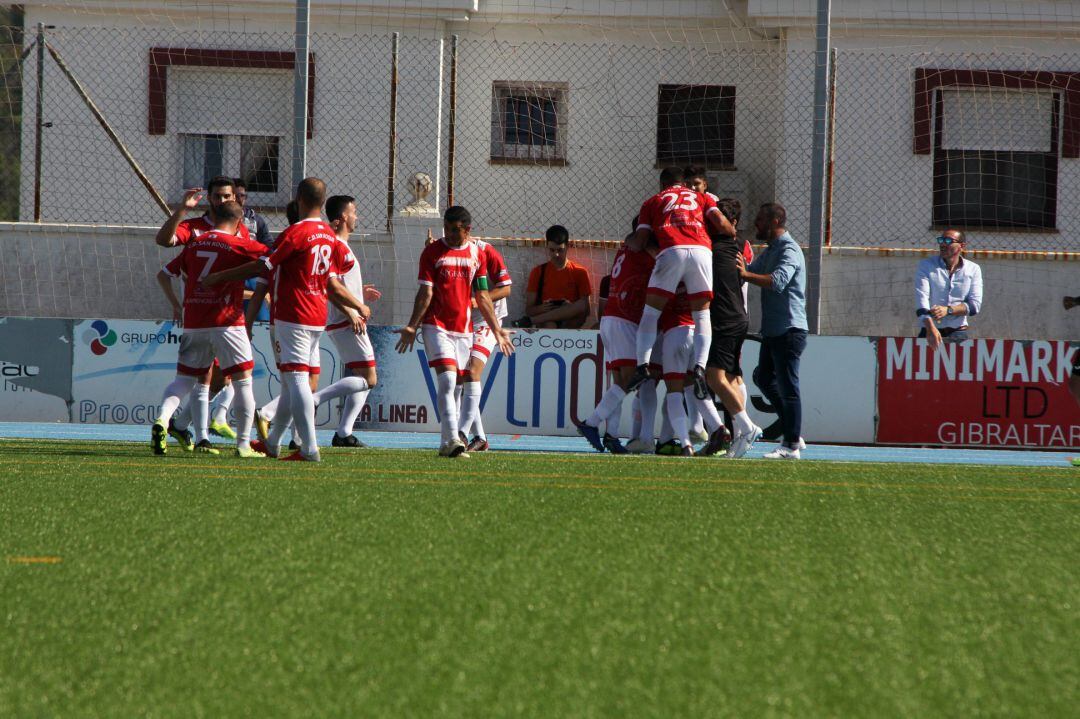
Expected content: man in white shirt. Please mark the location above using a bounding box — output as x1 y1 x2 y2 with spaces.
915 229 983 350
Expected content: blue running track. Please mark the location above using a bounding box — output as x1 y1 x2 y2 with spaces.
0 422 1076 468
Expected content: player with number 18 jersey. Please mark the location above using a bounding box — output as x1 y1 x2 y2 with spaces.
261 217 352 372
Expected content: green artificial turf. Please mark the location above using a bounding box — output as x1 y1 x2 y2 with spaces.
1 440 1078 717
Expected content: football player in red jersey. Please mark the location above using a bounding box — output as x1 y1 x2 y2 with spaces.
576 234 657 454
457 239 513 452
152 201 268 457
154 176 255 450
204 178 369 462
627 167 736 400
394 206 513 458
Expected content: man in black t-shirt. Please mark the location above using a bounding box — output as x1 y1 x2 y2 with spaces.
701 198 759 456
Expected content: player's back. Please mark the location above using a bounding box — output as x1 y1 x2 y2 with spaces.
265 218 349 329
474 240 511 325
419 239 483 334
325 236 363 329
710 234 749 329
638 185 715 251
603 244 655 323
166 230 267 329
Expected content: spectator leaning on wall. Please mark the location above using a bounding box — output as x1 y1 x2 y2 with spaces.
524 225 593 329
915 228 983 350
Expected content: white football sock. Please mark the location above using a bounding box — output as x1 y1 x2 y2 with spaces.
173 397 192 430
733 410 755 435
232 377 254 449
635 305 662 365
191 384 210 443
586 384 626 427
261 393 281 423
606 406 621 438
739 382 748 407
691 310 711 369
285 371 318 457
157 375 197 424
637 379 658 444
666 392 690 446
266 379 294 453
312 375 368 407
684 386 705 434
436 371 459 445
693 392 723 434
209 382 235 425
337 389 369 438
458 381 482 440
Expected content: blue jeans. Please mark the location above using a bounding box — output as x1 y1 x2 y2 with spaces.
754 329 807 447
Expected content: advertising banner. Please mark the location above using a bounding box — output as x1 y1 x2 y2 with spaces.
0 316 878 445
71 319 348 428
877 337 1080 448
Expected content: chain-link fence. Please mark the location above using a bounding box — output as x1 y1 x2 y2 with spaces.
2 4 1079 339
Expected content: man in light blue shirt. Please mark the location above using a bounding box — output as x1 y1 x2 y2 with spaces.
915 229 982 349
736 203 807 460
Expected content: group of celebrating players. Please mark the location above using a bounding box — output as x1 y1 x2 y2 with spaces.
148 164 766 460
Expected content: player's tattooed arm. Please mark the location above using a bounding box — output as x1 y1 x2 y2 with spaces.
203 260 264 287
155 188 202 247
156 271 183 326
394 285 434 353
474 289 515 356
626 227 652 252
244 282 269 338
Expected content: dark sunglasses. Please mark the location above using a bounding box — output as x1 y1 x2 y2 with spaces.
936 236 962 246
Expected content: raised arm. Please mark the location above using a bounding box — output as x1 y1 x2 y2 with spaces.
155 188 202 247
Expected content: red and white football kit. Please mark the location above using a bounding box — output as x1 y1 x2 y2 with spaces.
469 240 511 363
417 239 487 371
162 230 268 376
659 286 695 382
599 244 655 371
636 185 721 300
174 214 252 245
325 237 376 370
262 218 352 373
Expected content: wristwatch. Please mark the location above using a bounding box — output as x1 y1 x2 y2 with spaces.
946 306 954 315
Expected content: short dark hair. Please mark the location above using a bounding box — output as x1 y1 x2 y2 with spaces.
631 215 639 232
545 225 569 245
759 202 787 228
946 228 967 244
444 205 472 226
326 195 355 223
233 178 247 191
296 177 326 208
207 175 235 194
659 166 684 187
717 197 741 225
215 200 243 222
285 200 300 225
683 165 708 182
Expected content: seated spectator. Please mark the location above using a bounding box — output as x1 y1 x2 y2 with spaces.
525 225 592 329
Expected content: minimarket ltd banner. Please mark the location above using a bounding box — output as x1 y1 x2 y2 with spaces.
877 337 1080 448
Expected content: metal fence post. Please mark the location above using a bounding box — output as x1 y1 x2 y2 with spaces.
806 0 832 334
33 22 44 221
291 0 311 190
